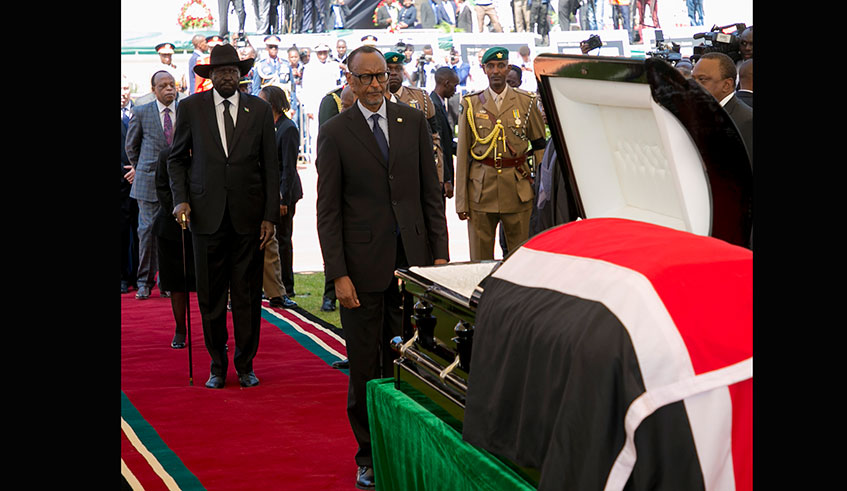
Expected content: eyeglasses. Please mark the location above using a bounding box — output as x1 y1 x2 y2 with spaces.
350 71 389 85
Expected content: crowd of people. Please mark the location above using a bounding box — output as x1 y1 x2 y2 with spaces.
121 8 751 487
214 0 717 44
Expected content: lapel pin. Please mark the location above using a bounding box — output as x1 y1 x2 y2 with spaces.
397 117 403 123
244 107 250 112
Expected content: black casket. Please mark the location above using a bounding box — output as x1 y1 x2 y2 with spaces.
392 54 753 490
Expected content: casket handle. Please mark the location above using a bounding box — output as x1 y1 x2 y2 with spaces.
439 356 461 382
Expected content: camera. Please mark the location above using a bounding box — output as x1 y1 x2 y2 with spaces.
646 30 682 65
692 23 746 63
584 34 602 52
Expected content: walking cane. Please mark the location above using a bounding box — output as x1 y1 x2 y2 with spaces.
180 213 193 386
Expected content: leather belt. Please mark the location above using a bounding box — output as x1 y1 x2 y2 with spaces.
479 155 526 169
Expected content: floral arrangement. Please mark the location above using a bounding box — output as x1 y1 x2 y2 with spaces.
178 0 215 30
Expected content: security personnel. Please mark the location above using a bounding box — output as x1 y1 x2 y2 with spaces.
252 35 293 97
455 47 546 261
154 42 187 94
385 51 446 188
193 35 226 93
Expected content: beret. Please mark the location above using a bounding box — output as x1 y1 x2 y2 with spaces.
384 51 406 64
482 47 508 64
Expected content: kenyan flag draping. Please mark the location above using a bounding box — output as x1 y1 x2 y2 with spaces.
463 218 752 491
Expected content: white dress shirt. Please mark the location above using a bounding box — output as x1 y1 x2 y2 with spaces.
212 89 240 156
357 99 390 147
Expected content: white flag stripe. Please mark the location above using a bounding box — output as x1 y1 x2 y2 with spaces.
492 247 743 491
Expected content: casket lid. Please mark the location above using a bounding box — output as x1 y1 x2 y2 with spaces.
533 54 752 248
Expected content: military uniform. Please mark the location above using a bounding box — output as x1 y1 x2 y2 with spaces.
455 48 545 260
318 86 344 126
252 36 293 98
386 51 445 185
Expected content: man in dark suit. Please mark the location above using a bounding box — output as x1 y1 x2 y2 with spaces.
121 76 139 294
316 45 449 489
692 52 753 164
168 44 280 390
455 0 473 32
736 58 753 108
430 67 459 201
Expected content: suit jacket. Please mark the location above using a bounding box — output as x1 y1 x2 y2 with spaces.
125 99 178 202
316 100 449 293
275 115 303 206
121 107 133 195
430 91 454 183
376 4 396 28
434 0 456 24
168 89 280 235
456 2 473 31
736 89 753 108
724 94 753 165
419 0 436 27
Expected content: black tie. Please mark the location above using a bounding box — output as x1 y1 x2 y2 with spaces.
370 114 389 163
222 99 235 152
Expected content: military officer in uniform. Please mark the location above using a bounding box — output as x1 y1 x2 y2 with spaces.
252 35 294 99
155 43 188 94
385 51 446 192
193 35 226 94
455 47 546 261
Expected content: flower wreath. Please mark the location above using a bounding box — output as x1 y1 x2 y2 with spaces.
178 0 215 30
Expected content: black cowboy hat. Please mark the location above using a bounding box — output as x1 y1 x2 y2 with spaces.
194 43 254 79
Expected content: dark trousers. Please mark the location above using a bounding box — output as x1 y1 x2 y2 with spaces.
192 207 264 377
218 0 247 35
530 3 550 40
341 237 407 467
121 192 139 288
275 201 296 295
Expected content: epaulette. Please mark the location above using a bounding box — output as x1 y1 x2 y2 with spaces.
325 86 343 96
512 87 536 99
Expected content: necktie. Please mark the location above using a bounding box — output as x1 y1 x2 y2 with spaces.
370 114 389 163
222 99 235 152
163 107 173 145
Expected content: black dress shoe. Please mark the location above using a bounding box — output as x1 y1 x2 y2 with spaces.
321 297 336 312
205 374 225 389
161 290 171 298
238 371 260 387
121 281 129 294
331 359 350 370
135 286 151 300
171 331 186 349
355 466 375 490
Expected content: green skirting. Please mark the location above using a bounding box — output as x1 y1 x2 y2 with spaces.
367 378 535 491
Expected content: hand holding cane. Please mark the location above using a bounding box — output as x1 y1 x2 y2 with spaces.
179 212 193 386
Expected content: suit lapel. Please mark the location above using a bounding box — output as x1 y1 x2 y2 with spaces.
347 104 387 168
229 94 251 153
481 88 499 119
202 91 227 156
386 101 401 173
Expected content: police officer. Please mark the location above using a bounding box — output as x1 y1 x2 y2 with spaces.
385 51 446 190
154 43 187 94
252 35 294 97
455 47 546 261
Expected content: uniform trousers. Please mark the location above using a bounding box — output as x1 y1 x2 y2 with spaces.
218 0 247 36
341 236 407 467
262 232 287 299
192 206 264 378
136 199 161 289
513 0 531 31
468 208 531 261
475 4 503 32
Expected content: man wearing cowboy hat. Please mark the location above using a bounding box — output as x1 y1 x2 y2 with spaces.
168 43 280 390
194 35 226 94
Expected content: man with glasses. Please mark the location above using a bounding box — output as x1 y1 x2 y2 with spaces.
315 45 449 489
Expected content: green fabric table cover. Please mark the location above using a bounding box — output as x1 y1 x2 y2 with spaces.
368 378 535 491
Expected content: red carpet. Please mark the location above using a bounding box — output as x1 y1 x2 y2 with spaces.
121 287 358 490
